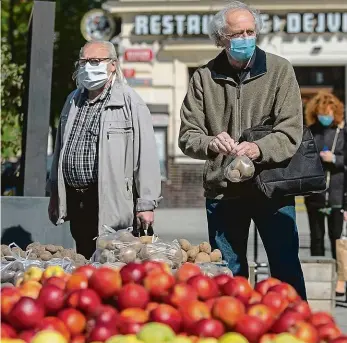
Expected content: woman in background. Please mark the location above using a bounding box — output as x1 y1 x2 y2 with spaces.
305 91 347 296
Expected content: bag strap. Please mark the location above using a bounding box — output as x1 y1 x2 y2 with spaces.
325 127 341 206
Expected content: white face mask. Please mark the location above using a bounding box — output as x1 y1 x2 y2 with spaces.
78 61 111 90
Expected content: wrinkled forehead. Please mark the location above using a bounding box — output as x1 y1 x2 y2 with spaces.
224 9 256 33
82 44 110 59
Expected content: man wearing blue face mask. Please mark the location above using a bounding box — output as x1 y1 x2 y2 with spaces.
179 1 306 299
47 41 162 259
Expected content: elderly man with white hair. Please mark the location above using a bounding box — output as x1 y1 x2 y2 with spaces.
47 40 161 259
179 1 306 299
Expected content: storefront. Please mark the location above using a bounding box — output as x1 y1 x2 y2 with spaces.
81 0 347 207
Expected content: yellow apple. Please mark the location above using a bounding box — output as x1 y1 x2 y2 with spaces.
23 266 43 282
31 330 67 343
218 333 249 343
42 266 65 282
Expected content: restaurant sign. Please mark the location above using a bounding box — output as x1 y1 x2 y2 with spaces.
134 12 347 36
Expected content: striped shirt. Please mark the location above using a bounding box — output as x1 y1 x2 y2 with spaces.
62 83 111 188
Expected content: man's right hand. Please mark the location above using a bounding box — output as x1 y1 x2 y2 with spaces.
48 195 58 226
208 132 237 155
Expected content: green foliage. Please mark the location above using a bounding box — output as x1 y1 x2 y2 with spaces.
1 38 25 160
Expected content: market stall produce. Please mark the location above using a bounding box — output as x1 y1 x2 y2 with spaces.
1 261 346 343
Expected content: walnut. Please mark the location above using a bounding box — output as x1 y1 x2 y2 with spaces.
40 252 52 261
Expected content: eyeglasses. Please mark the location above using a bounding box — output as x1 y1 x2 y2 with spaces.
76 58 113 67
222 29 256 40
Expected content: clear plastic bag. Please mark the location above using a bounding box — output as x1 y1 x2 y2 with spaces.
92 226 183 268
195 262 233 277
224 156 255 183
44 257 76 274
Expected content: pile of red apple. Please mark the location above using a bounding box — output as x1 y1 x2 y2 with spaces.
1 261 346 343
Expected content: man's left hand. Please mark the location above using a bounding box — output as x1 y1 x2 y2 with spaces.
136 211 154 230
320 151 334 163
232 142 261 160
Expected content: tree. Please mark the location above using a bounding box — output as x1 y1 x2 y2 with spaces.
1 38 25 160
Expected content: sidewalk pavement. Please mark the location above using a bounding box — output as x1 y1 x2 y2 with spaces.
155 207 347 333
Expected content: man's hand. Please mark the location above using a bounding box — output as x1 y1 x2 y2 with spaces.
343 211 347 222
232 142 261 160
48 195 58 226
136 211 154 230
208 132 237 155
320 151 334 163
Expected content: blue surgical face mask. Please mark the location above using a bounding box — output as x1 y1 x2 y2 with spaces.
318 115 334 127
228 37 256 62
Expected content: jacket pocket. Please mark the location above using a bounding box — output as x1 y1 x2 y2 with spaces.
106 120 133 139
124 177 133 200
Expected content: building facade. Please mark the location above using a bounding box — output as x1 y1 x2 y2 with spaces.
81 0 347 208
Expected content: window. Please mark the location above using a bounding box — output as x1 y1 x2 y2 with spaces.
154 127 167 180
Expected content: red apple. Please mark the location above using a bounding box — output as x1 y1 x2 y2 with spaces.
119 308 149 324
88 325 118 342
213 274 233 289
255 278 281 296
268 283 299 303
142 261 168 274
222 276 253 303
261 291 289 316
249 290 262 305
316 322 342 341
259 333 277 343
205 298 218 312
309 312 335 327
150 304 183 333
146 302 160 312
36 316 70 341
120 262 146 284
66 289 101 315
1 287 21 319
117 283 150 310
291 321 318 343
44 276 67 290
247 304 275 330
144 271 175 297
330 336 347 343
66 273 89 292
187 275 219 300
235 315 266 343
119 322 144 335
1 322 17 338
192 318 225 338
58 308 86 336
180 300 211 332
212 296 245 328
163 283 198 308
71 334 86 343
8 296 45 330
93 305 119 328
176 263 201 282
18 330 36 343
38 284 65 314
289 300 312 320
271 310 304 333
89 267 122 298
74 265 96 280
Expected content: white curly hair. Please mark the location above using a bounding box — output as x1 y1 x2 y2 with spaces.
208 1 263 47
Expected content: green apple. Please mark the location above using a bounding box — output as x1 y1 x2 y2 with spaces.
106 335 143 343
168 337 192 343
218 333 249 343
197 339 219 343
137 323 175 343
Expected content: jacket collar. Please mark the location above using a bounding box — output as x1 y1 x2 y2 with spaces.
211 47 267 83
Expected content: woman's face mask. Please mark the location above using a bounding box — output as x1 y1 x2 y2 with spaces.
317 114 334 127
78 61 111 91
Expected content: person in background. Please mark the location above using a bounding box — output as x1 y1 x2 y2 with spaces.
304 92 347 296
47 41 162 259
179 1 306 299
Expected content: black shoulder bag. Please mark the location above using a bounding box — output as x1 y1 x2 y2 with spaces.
239 118 326 199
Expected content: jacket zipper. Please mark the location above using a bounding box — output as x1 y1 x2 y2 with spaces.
236 84 241 139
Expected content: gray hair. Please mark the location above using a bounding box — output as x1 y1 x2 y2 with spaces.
208 1 263 47
74 40 127 85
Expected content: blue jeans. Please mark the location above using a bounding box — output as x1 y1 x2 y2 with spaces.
206 196 307 300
